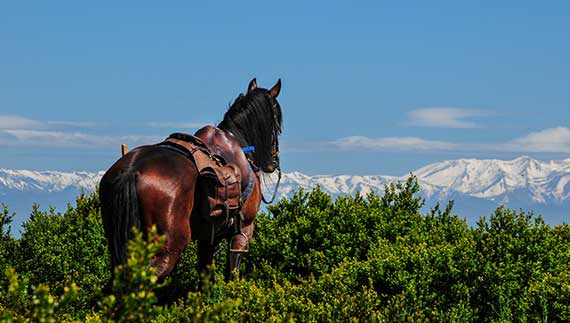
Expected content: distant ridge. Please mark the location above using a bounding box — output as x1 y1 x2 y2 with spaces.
1 156 569 234
0 169 104 192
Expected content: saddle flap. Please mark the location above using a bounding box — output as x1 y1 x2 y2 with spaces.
208 164 241 213
160 133 244 224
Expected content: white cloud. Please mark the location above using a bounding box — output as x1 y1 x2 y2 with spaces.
0 115 204 131
333 127 570 154
0 115 104 130
333 136 457 151
0 115 42 129
0 115 187 148
46 121 102 128
146 122 205 129
502 127 570 153
406 108 488 128
0 129 161 148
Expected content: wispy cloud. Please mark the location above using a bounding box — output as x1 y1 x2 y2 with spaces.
405 108 488 128
333 136 457 151
146 121 205 129
0 115 42 130
0 115 204 148
1 115 205 131
46 120 103 128
333 127 570 154
0 129 161 148
501 127 570 153
0 115 103 130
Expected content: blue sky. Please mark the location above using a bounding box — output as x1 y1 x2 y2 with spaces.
1 1 569 175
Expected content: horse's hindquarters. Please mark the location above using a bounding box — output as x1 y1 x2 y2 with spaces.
101 145 199 278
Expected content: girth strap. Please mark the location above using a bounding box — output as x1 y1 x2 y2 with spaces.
241 163 255 202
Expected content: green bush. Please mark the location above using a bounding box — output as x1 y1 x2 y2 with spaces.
15 193 109 314
0 178 568 322
0 205 16 273
0 266 79 323
98 226 165 323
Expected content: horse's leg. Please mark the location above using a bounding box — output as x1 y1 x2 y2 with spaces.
227 176 262 280
151 194 195 278
227 217 255 280
138 169 197 279
151 221 191 278
197 240 217 289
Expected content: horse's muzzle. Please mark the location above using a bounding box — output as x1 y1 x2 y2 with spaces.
263 155 280 173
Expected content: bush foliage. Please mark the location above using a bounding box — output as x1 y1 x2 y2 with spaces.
0 177 569 322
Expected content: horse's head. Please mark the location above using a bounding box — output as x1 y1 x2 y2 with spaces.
219 78 283 174
247 78 282 173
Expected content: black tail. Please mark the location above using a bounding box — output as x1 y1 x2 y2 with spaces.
102 171 142 268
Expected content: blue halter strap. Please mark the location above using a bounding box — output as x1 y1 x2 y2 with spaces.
242 146 255 153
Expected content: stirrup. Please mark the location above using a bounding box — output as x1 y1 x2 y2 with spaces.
229 232 249 254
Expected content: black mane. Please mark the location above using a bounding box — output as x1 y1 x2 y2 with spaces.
218 88 282 171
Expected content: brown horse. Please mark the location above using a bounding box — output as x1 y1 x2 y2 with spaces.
99 78 283 284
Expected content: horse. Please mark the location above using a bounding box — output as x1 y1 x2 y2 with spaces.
99 78 283 286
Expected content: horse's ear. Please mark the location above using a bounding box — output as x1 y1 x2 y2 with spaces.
269 79 281 98
247 78 257 93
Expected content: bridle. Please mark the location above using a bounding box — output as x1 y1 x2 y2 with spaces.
239 93 283 205
244 134 282 205
261 101 282 204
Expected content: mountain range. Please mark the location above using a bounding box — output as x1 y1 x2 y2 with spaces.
1 156 568 235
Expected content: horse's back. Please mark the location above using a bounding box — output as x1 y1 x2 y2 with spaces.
101 145 197 196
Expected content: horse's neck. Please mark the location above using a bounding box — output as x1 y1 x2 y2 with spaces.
194 125 252 188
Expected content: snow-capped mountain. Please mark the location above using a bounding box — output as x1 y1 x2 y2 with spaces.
0 169 104 192
276 157 569 225
280 156 570 202
414 156 570 203
0 169 105 235
1 156 569 235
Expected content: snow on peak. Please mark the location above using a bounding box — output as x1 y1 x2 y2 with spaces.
413 156 570 202
0 169 103 192
1 156 570 205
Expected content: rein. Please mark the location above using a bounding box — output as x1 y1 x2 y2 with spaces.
261 167 282 204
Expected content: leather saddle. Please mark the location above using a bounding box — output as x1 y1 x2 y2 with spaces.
159 131 245 224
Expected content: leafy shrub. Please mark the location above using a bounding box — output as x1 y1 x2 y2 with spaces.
0 177 568 322
0 205 16 273
98 226 165 323
15 193 109 314
472 207 570 321
0 266 79 322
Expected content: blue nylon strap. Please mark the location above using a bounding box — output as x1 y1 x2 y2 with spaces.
242 146 255 153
